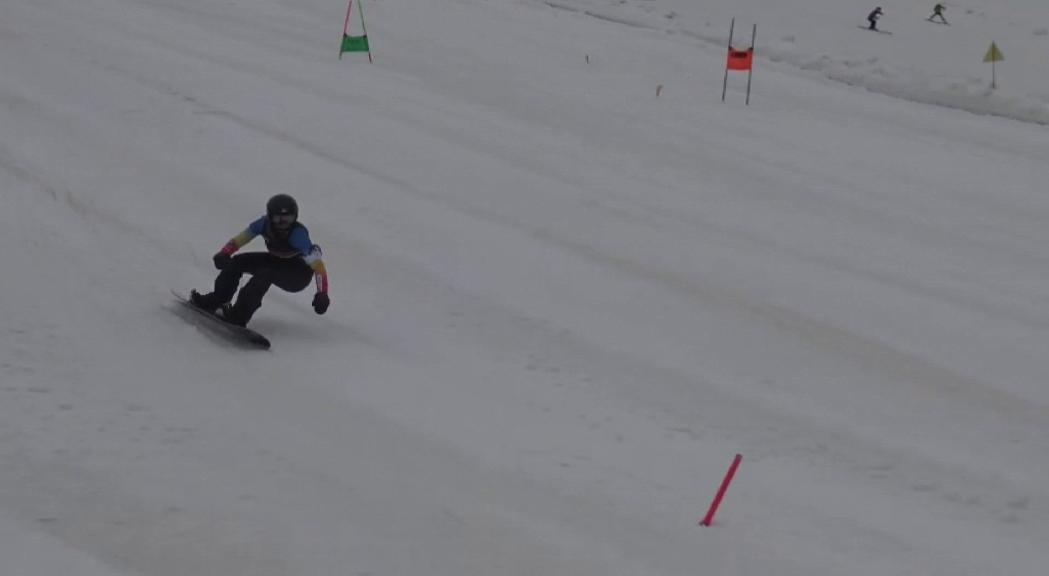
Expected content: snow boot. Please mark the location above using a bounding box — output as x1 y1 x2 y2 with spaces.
190 290 222 313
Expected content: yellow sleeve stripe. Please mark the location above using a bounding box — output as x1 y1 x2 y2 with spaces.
231 229 255 248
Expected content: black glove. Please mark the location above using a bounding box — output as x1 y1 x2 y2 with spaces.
312 292 330 315
213 252 232 270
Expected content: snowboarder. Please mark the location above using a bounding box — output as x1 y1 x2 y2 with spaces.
190 194 330 326
867 6 883 31
927 3 948 24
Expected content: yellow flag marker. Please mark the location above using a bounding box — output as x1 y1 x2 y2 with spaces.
983 42 1004 89
983 42 1004 63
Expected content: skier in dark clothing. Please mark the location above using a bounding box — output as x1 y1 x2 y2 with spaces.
191 194 330 326
927 3 948 24
868 6 883 30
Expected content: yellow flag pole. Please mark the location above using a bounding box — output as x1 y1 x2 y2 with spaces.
984 42 1003 90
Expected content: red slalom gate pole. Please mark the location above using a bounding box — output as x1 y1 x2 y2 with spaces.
700 453 742 526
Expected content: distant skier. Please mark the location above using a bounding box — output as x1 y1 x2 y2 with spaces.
927 3 948 24
867 6 883 31
191 194 330 326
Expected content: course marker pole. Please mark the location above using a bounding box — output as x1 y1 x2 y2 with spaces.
700 453 742 526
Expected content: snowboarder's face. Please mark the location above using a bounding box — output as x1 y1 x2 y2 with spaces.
270 213 296 230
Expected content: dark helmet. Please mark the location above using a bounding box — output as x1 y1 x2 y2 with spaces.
266 194 298 230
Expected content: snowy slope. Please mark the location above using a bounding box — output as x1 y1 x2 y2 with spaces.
553 0 1049 123
2 0 1048 574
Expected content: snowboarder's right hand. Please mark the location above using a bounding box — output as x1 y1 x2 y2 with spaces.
312 292 330 315
213 252 232 270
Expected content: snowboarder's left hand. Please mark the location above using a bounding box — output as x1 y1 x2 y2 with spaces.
213 252 232 270
313 292 330 314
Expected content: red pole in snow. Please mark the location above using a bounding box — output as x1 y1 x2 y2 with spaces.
700 453 742 526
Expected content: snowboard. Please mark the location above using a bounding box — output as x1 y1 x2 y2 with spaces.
172 290 271 349
858 25 892 34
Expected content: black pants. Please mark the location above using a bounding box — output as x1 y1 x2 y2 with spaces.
207 253 314 323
